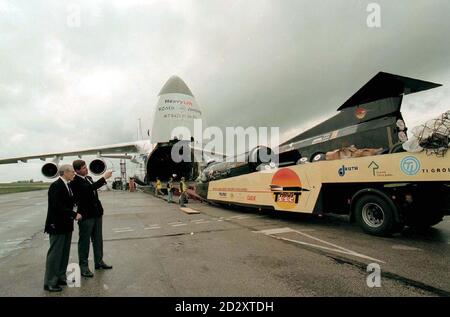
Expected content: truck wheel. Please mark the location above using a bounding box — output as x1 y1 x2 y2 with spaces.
354 194 397 236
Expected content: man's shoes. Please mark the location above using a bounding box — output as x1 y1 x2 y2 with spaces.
95 263 113 270
57 279 67 286
44 285 62 292
81 270 94 278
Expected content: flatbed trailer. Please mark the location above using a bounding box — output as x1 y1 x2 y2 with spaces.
196 151 450 236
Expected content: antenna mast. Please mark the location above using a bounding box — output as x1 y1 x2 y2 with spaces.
138 118 143 140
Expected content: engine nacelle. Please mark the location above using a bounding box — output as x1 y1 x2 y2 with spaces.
89 159 106 175
41 162 59 178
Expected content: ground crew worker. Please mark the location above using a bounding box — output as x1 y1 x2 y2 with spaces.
129 177 136 192
179 177 188 207
155 177 163 196
167 177 174 203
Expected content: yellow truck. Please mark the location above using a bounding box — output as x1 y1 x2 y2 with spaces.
197 151 450 236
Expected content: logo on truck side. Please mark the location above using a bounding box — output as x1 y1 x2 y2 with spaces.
400 156 421 176
338 165 359 177
270 169 309 209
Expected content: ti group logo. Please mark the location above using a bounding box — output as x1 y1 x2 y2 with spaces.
400 156 421 176
270 168 309 209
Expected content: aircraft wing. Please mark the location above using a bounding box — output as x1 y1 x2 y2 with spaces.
0 141 150 164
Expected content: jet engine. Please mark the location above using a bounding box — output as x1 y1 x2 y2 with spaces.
41 162 59 178
89 159 106 175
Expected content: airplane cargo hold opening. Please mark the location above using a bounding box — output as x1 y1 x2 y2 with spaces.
145 142 198 182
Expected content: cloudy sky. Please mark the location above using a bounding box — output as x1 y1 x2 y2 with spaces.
1 0 450 182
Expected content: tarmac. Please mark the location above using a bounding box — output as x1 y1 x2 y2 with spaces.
0 189 449 296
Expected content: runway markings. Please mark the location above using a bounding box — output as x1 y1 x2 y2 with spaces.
232 215 252 220
391 245 423 251
114 229 134 233
109 213 269 233
255 227 385 263
255 228 293 235
6 238 27 241
113 227 132 231
2 237 30 245
0 220 26 223
113 227 134 233
3 241 22 245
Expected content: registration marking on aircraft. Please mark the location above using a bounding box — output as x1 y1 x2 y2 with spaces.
255 227 385 263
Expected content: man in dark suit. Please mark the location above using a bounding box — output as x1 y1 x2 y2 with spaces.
44 164 82 292
71 160 113 277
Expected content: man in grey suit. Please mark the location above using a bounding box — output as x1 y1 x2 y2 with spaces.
44 164 82 292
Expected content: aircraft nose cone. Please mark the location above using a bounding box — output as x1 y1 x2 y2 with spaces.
158 75 194 97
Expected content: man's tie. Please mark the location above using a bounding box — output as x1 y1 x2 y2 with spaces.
67 183 73 197
86 177 98 198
